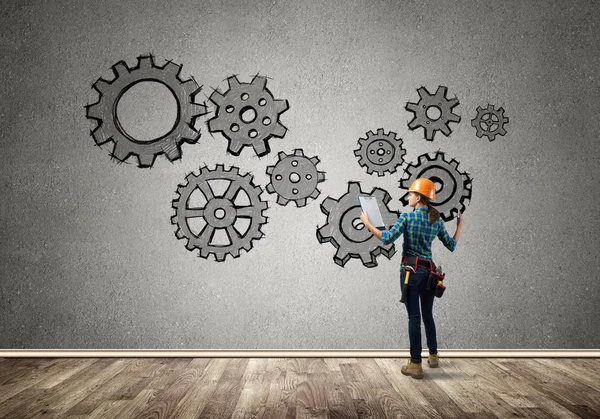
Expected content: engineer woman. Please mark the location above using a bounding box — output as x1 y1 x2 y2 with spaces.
359 177 465 379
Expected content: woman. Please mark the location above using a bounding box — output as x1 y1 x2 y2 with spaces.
360 177 465 379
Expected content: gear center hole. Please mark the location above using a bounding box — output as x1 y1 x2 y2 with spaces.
289 172 300 184
240 106 257 124
116 81 178 142
214 208 226 219
426 106 442 121
352 218 365 230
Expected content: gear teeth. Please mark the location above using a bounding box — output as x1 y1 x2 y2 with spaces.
137 153 156 168
227 75 241 88
278 151 287 160
310 156 320 165
296 198 307 207
253 140 268 156
164 61 181 77
377 128 384 135
348 182 361 195
111 61 129 77
137 55 154 70
310 189 320 199
274 99 289 113
251 75 267 89
86 103 101 120
359 252 375 267
417 86 429 98
266 166 274 176
334 248 350 267
435 86 448 98
406 102 419 113
293 149 304 156
209 90 226 106
440 124 451 136
266 183 275 193
229 140 244 155
92 78 110 94
271 122 287 138
407 119 419 130
111 142 129 161
173 226 185 239
321 197 338 215
164 143 182 161
317 172 326 182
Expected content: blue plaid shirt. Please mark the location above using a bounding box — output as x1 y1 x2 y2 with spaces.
381 208 456 261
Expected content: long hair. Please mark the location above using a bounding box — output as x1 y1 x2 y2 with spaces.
419 194 440 225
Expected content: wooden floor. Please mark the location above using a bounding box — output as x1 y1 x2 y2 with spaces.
0 358 599 418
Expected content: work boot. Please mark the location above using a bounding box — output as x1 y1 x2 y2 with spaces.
401 361 423 379
427 353 439 368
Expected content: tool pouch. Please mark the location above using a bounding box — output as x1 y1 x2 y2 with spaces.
426 270 445 295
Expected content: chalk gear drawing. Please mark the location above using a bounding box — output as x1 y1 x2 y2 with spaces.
471 104 509 141
316 182 400 268
265 149 326 207
207 75 289 157
399 151 472 222
354 128 407 176
405 86 461 141
171 164 268 261
85 55 207 168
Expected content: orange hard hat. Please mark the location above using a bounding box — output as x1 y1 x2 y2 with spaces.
408 178 436 201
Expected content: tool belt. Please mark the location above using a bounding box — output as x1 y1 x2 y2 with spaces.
401 255 446 298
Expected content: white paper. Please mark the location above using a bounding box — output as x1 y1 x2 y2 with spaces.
358 196 385 229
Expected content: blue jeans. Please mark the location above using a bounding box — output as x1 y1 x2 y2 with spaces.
401 266 437 363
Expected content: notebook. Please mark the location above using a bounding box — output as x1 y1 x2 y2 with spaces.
358 195 386 231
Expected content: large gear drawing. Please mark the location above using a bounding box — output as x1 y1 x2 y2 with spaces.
471 104 509 141
399 151 472 222
85 54 207 168
171 164 268 261
354 128 406 176
207 75 289 157
405 86 461 141
265 149 326 207
316 182 400 268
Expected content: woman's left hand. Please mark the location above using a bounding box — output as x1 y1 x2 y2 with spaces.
360 211 370 225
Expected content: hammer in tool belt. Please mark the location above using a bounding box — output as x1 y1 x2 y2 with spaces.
400 264 415 304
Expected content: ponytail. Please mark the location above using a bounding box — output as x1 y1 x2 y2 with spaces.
427 203 440 225
419 194 440 224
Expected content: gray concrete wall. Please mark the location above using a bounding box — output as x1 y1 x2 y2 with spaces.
1 0 599 349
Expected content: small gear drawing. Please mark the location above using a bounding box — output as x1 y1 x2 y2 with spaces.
171 164 268 261
405 86 461 141
354 128 406 176
399 151 472 222
85 54 207 168
207 75 289 157
316 182 400 268
265 149 326 207
471 104 509 141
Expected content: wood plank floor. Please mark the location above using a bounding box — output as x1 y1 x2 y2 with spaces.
0 358 599 418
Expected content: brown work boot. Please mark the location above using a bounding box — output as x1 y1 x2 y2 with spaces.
427 353 439 368
401 361 423 379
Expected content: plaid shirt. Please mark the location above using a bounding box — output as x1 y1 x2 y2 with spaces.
381 208 456 261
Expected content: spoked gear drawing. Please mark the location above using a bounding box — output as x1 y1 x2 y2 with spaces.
405 86 461 141
354 128 406 176
471 104 509 141
265 149 326 207
207 75 289 157
171 164 268 261
316 182 400 268
399 151 472 222
85 54 207 168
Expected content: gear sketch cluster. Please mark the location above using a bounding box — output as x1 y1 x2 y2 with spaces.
85 54 508 267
